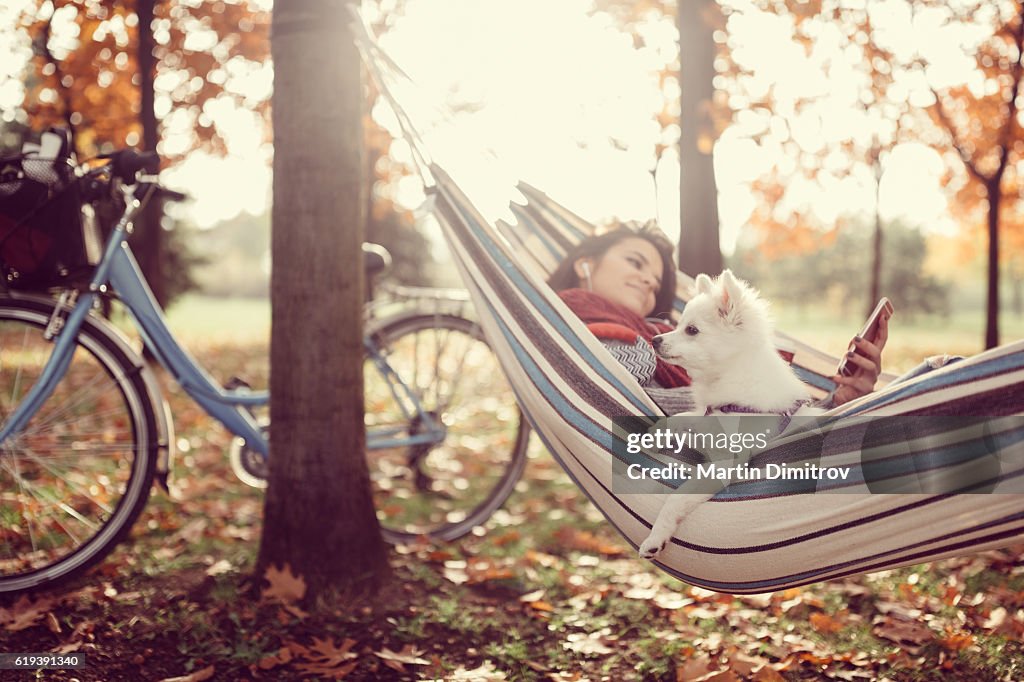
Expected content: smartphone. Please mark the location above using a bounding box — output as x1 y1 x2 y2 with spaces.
837 297 894 377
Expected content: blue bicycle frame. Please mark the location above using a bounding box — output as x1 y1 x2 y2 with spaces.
0 183 445 459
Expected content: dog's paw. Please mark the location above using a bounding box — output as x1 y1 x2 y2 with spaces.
639 535 668 560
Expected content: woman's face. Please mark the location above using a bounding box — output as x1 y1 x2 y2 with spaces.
576 236 664 317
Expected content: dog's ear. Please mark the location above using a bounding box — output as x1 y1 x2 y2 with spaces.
718 269 743 324
695 273 713 295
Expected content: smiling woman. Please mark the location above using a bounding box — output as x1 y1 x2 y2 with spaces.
546 221 886 414
548 222 677 318
547 223 694 405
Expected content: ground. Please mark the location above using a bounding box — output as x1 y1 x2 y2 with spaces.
3 327 1024 682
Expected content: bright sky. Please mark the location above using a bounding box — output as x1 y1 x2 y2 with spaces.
1 0 995 251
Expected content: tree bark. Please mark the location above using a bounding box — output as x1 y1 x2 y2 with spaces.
258 0 390 600
1011 258 1023 317
677 0 723 276
986 180 1000 349
132 0 166 307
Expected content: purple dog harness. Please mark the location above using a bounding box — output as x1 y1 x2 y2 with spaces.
704 399 813 432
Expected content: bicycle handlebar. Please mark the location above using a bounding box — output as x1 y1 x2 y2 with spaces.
83 149 189 203
99 149 160 182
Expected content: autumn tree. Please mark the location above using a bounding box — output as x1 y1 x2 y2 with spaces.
593 0 723 273
917 0 1024 348
678 0 724 275
712 1 941 318
14 0 270 304
258 0 390 599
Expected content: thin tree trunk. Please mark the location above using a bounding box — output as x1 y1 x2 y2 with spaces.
1011 258 1022 317
258 0 390 600
986 180 1000 349
677 0 723 276
133 0 166 307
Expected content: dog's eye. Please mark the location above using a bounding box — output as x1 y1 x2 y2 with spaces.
685 325 699 336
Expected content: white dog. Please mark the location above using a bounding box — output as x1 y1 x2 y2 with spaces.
638 269 819 560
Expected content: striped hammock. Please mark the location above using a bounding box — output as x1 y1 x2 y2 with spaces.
354 24 1024 593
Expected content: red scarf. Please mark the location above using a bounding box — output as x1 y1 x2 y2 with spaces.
558 288 691 388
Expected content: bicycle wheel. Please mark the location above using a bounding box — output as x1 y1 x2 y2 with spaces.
364 312 529 542
0 296 158 594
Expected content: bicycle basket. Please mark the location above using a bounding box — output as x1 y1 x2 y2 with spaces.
0 153 94 289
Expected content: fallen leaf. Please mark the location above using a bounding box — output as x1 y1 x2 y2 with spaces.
173 518 208 543
982 606 1007 630
751 667 786 682
443 566 469 585
490 529 521 546
519 589 546 603
941 631 975 651
810 611 845 634
305 636 359 666
0 596 54 632
205 559 233 576
694 671 741 682
375 645 430 672
261 564 306 604
563 632 614 655
726 651 769 677
425 660 508 680
294 660 357 679
158 666 215 682
257 646 293 670
554 527 626 556
677 653 714 681
292 637 359 678
872 615 935 653
51 642 82 654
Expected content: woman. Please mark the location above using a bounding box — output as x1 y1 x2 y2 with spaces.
547 223 887 412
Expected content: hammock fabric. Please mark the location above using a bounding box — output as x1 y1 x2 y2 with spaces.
354 24 1024 593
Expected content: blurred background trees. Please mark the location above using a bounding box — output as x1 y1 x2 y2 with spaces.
15 0 271 306
4 0 428 305
0 0 1020 348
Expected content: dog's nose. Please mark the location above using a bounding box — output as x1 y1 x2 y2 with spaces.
652 335 663 350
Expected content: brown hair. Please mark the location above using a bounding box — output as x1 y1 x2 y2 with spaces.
548 222 677 318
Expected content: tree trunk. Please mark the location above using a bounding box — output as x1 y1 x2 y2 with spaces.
677 0 723 276
132 0 166 307
1011 258 1022 317
985 180 1000 349
258 0 390 600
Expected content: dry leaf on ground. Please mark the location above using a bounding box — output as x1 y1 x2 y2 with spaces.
0 596 54 632
158 666 215 682
872 615 936 653
376 644 430 672
260 563 307 604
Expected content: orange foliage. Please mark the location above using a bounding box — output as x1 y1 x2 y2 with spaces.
18 0 271 163
922 1 1024 264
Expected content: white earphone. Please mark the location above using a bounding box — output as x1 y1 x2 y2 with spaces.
581 261 593 291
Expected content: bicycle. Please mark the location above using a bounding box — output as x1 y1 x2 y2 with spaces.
0 132 529 595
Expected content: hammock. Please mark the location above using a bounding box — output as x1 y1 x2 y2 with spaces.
354 24 1024 593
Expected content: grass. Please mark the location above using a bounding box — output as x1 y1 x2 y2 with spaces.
6 295 1018 679
6 376 1024 679
152 294 1022 377
773 304 1024 373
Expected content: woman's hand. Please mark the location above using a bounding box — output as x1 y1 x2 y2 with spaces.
831 312 889 406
